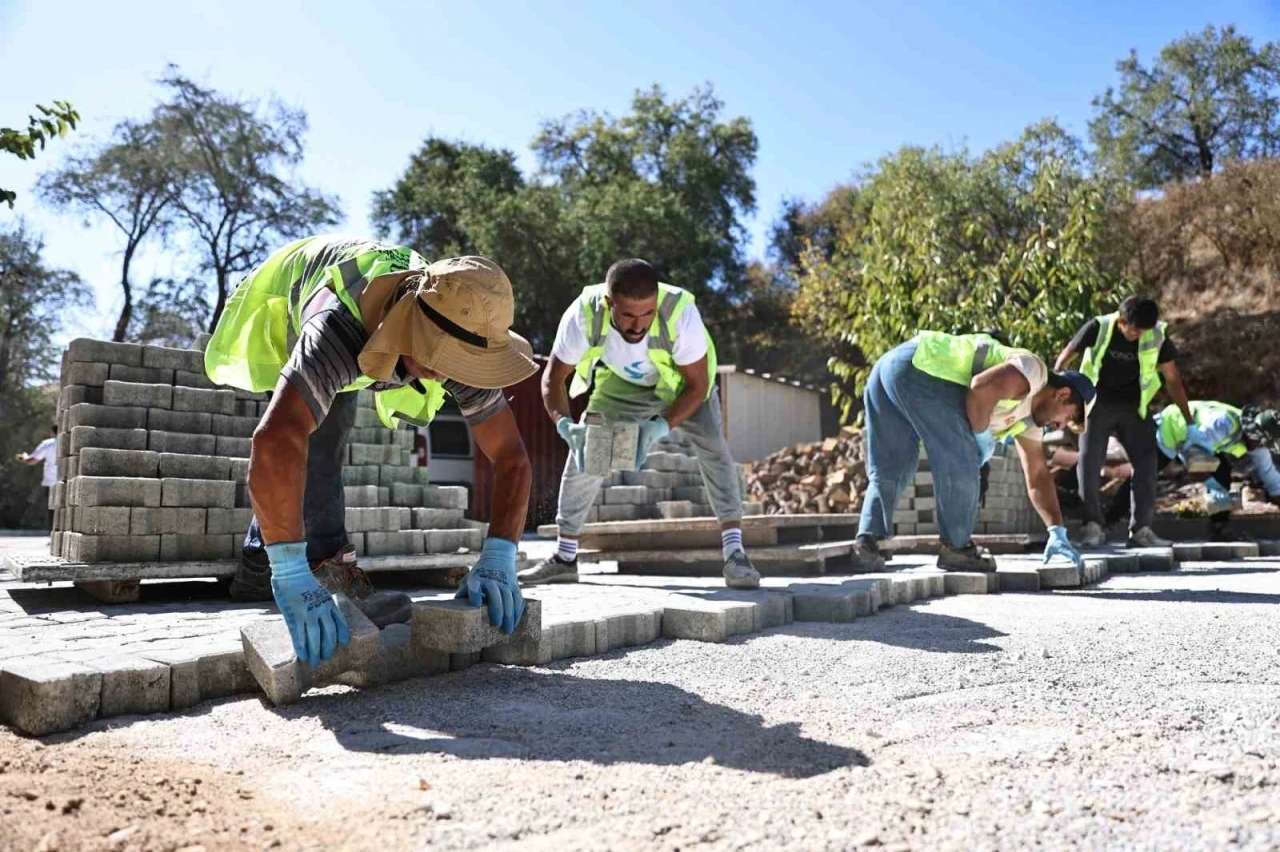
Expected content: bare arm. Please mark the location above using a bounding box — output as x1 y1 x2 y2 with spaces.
248 379 318 546
1054 341 1079 372
665 356 711 430
470 405 531 543
1015 435 1064 528
1159 361 1193 423
966 363 1031 433
541 356 577 424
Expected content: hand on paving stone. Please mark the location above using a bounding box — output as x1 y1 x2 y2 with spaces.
973 430 996 466
266 542 350 666
556 416 589 473
1184 424 1213 453
1043 525 1083 569
455 537 525 634
1204 479 1233 515
636 417 671 467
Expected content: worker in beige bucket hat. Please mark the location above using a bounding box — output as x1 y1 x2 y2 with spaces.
206 235 538 667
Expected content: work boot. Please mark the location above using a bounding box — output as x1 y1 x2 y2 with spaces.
723 550 761 589
311 544 411 628
1208 523 1255 543
228 548 274 603
937 542 997 572
1080 521 1106 549
850 535 887 571
1126 526 1171 548
518 554 579 586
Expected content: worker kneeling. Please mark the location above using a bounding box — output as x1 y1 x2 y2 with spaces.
850 331 1096 573
206 235 538 666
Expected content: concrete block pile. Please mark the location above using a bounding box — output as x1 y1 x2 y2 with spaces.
47 338 483 568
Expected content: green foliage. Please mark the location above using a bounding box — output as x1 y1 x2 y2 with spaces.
0 101 79 208
793 121 1135 421
128 276 211 349
1090 25 1280 186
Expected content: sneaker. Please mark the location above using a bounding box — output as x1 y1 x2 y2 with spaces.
723 550 761 589
850 535 886 571
518 554 579 586
228 549 274 603
1080 521 1106 549
311 544 411 628
937 542 997 572
1126 526 1171 548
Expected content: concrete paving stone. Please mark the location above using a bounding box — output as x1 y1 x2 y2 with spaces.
59 384 104 411
206 507 253 536
349 443 394 465
142 344 205 373
66 533 160 563
214 436 252 458
365 530 423 556
661 597 756 643
129 507 207 536
354 408 381 429
995 566 1041 592
147 408 211 433
449 651 482 671
944 572 999 594
64 361 110 387
103 380 173 410
334 623 451 687
228 458 249 484
210 413 259 438
424 528 481 553
157 452 230 481
0 658 102 736
656 501 694 520
160 534 234 561
172 385 237 415
609 421 639 473
109 364 173 385
413 507 464 529
195 649 259 700
377 464 416 485
1172 543 1203 562
1200 541 1260 560
421 485 468 510
673 486 708 502
67 338 144 367
69 426 149 454
604 486 648 505
241 595 379 706
594 607 662 654
790 585 859 622
79 447 160 478
85 654 171 718
344 485 379 508
597 505 640 522
161 478 236 508
70 506 131 535
65 403 149 431
376 486 390 505
71 476 162 508
410 598 542 655
391 482 424 506
584 420 613 477
411 466 430 484
149 431 217 456
1038 564 1082 588
136 649 201 710
173 369 218 390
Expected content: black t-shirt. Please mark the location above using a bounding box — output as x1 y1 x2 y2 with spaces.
1069 318 1178 405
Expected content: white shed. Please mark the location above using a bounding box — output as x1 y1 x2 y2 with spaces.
716 366 824 462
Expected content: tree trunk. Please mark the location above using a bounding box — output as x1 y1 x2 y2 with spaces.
207 266 229 334
113 243 136 342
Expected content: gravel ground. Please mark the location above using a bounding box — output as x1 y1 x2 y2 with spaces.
3 558 1280 851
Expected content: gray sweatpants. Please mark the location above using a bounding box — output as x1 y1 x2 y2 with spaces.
555 371 743 536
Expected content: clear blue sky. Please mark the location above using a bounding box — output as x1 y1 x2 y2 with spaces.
1 0 1276 340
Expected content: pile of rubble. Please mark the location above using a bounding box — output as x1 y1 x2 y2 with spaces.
744 428 867 515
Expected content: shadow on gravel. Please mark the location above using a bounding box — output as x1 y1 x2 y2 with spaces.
1075 589 1280 604
308 669 867 778
779 609 1007 655
7 579 269 615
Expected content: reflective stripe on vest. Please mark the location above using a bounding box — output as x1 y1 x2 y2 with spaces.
1157 401 1248 458
1079 313 1167 418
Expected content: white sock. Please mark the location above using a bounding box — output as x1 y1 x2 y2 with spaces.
556 537 579 563
721 528 744 560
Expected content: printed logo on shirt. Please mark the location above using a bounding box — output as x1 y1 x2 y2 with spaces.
623 360 649 380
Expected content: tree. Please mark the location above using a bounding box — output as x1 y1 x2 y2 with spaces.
794 121 1134 420
127 276 211 349
1 102 79 208
153 69 342 332
38 120 179 341
1090 25 1280 186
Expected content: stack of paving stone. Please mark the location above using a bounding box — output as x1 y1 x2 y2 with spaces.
37 338 483 597
895 443 1039 536
588 430 763 523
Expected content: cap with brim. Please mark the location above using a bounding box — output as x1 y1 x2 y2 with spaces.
1055 370 1096 427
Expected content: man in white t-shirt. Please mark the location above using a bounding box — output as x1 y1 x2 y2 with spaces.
17 426 58 528
852 331 1096 573
520 258 760 589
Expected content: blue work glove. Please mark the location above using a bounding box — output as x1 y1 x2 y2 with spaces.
1204 479 1233 514
636 417 671 468
1043 525 1084 569
973 430 996 466
454 537 525 634
1185 424 1213 453
556 416 588 473
267 542 350 666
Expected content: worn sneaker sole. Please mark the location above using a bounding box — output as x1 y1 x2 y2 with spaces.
725 576 761 590
519 572 580 586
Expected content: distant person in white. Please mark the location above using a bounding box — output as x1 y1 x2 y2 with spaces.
17 426 58 528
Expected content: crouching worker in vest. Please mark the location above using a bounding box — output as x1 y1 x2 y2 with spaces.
850 331 1096 573
520 259 762 590
206 235 538 665
1154 402 1280 541
1055 296 1196 549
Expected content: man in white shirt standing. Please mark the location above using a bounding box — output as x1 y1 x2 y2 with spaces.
17 425 58 528
521 259 761 589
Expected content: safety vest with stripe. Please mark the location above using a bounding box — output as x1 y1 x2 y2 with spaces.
204 234 446 429
1079 312 1167 419
1157 401 1247 458
910 330 1033 441
568 282 718 403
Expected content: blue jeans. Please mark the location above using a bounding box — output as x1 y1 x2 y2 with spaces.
858 340 981 548
242 391 356 564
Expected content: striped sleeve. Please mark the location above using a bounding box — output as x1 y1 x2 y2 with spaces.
280 294 367 424
442 380 508 427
